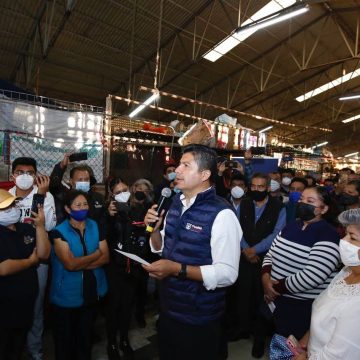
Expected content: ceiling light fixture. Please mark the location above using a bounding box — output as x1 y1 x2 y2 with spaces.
258 125 273 133
339 93 360 101
296 68 360 102
342 114 360 123
311 141 328 149
344 152 359 158
203 1 307 62
129 92 159 118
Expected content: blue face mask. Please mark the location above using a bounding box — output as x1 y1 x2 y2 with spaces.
69 209 88 221
168 172 176 181
75 181 90 192
289 191 302 203
173 187 181 194
324 185 334 193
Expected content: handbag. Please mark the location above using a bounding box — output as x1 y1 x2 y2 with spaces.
269 334 294 360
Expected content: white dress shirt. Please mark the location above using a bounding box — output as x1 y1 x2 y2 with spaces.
9 185 57 231
150 190 242 291
308 267 360 359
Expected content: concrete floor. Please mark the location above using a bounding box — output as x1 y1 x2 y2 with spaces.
42 312 269 360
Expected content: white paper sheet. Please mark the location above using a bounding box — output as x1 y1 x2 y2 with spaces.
114 249 150 266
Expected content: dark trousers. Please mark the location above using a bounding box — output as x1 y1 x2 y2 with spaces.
158 314 221 360
236 255 264 334
105 269 147 344
273 296 313 339
52 304 95 360
0 328 27 360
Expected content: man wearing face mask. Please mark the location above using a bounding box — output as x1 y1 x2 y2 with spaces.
237 173 286 357
227 173 246 217
9 157 56 360
279 168 295 199
154 164 177 202
285 177 308 224
49 154 105 228
338 180 360 211
0 189 50 360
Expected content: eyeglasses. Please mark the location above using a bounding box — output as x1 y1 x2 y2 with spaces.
14 170 35 176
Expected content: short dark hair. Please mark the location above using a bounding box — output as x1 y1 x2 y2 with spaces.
163 164 176 174
279 168 295 177
182 144 217 182
70 165 92 179
290 177 308 189
251 172 270 186
305 175 316 186
12 157 37 173
63 190 89 213
230 173 247 186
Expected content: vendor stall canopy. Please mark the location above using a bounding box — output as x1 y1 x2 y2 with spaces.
1 0 360 157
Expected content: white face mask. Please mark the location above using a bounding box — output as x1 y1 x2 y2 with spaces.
270 179 280 192
0 206 21 226
231 186 244 199
339 239 360 266
75 181 90 192
15 174 34 190
114 191 131 203
282 177 292 186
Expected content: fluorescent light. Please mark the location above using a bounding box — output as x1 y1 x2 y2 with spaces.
342 114 360 123
129 92 159 118
296 68 360 102
311 141 328 149
339 94 360 101
344 152 359 158
258 125 273 133
203 1 306 62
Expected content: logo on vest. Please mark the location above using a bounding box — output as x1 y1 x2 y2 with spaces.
23 235 35 245
185 222 203 233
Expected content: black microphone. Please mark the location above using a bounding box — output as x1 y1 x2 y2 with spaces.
146 187 172 233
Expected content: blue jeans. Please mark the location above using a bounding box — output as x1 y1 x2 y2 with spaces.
26 264 48 360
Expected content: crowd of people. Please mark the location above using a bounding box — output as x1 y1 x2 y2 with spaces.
1 145 360 360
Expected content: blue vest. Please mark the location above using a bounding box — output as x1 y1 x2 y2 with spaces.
161 187 231 325
50 219 108 308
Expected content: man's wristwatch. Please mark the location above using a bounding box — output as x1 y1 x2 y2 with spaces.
177 263 187 280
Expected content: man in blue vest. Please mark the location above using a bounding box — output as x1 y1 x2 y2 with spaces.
144 144 242 360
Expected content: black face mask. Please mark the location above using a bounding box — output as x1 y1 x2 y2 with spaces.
134 191 147 201
249 190 268 202
339 193 358 206
296 202 317 221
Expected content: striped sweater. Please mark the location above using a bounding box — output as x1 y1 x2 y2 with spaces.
262 219 340 300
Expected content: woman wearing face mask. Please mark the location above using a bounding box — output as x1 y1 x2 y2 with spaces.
293 208 360 359
49 190 109 360
0 189 50 360
262 187 341 340
339 180 360 210
105 178 154 359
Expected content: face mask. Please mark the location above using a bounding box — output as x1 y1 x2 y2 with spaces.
296 202 317 221
339 239 360 266
75 181 90 193
282 177 292 186
167 172 176 181
250 190 267 202
0 206 21 226
173 187 181 194
339 193 358 206
270 180 280 192
134 191 146 201
289 191 302 203
69 209 88 221
114 191 131 203
231 186 244 199
15 174 34 190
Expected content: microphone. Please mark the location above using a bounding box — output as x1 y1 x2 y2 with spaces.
146 187 172 233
